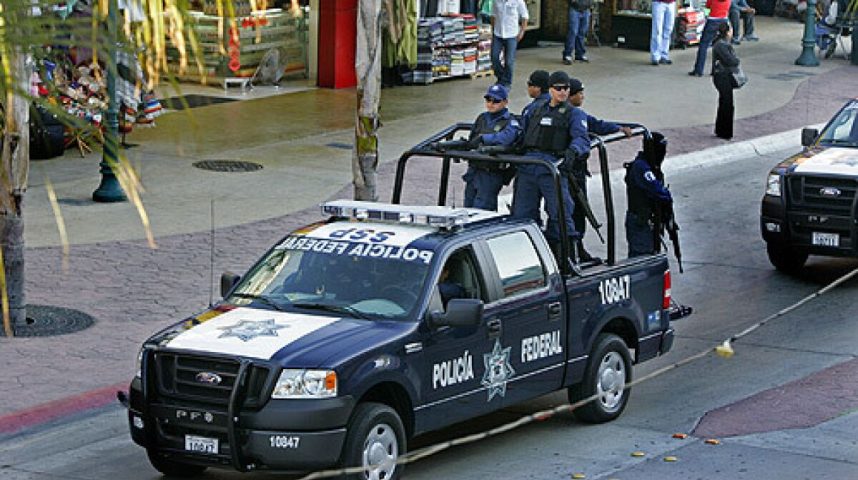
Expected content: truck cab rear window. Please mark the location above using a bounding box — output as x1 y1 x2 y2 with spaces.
485 231 546 298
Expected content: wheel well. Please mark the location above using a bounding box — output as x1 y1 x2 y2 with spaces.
599 317 638 358
358 382 415 438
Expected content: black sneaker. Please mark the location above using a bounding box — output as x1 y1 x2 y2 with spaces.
651 59 659 66
658 58 673 65
563 56 573 65
688 71 702 77
576 56 589 63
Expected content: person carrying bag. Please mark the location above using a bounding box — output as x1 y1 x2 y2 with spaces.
711 22 742 140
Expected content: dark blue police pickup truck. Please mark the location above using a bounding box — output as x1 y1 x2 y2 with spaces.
124 125 678 479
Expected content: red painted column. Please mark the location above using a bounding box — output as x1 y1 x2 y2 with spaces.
317 0 357 88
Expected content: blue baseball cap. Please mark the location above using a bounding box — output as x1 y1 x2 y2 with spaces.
484 84 509 101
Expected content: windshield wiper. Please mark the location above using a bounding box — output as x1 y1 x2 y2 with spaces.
292 302 372 320
822 139 858 147
230 293 287 311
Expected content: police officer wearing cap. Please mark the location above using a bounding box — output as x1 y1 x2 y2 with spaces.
463 84 521 211
513 71 580 259
624 132 672 257
565 76 631 259
521 70 550 119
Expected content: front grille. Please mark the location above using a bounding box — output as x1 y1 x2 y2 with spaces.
788 175 858 216
154 352 272 408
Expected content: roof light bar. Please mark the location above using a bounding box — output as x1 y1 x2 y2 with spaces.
321 200 472 229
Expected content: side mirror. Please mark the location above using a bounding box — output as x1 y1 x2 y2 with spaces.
801 128 819 147
220 271 241 297
427 299 483 328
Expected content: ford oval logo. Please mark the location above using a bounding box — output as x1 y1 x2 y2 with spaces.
819 187 841 198
195 372 223 385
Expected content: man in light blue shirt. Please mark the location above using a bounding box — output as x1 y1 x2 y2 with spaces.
491 0 529 88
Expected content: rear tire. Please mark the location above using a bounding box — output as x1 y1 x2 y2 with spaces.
146 449 207 478
341 402 406 480
766 243 808 274
568 333 632 424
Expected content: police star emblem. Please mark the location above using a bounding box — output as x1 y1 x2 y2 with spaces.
481 339 515 401
217 319 287 342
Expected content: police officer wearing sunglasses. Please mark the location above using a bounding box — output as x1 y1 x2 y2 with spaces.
513 71 582 261
462 84 522 211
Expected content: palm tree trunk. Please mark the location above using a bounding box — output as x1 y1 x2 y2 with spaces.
0 49 31 335
354 0 383 202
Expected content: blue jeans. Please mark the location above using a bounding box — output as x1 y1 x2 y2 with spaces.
692 18 727 75
650 1 676 61
491 35 517 87
563 9 590 59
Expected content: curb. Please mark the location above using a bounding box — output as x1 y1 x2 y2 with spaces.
0 382 126 436
663 123 825 175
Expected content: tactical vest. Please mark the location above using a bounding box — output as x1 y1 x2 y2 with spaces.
625 159 655 219
469 112 512 172
522 100 571 154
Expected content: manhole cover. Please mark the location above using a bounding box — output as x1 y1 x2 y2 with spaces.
0 304 95 337
193 160 263 172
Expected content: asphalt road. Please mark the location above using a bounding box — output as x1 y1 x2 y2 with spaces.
1 148 857 480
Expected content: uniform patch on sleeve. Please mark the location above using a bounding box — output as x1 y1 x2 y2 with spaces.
644 171 656 182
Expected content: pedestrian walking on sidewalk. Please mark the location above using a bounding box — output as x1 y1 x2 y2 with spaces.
712 22 741 140
689 0 730 76
563 0 592 64
650 0 677 65
491 0 529 88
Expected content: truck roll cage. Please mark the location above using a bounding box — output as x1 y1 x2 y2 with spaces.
392 122 650 275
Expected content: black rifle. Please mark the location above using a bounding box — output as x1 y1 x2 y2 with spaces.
654 201 683 273
430 139 475 152
564 152 604 244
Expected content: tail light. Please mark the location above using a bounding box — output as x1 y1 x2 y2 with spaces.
663 269 671 310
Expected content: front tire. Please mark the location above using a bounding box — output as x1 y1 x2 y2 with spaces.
146 449 207 478
766 243 808 274
568 333 632 424
341 402 406 480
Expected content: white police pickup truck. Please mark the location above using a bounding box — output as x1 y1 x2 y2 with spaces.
124 126 679 479
761 99 858 272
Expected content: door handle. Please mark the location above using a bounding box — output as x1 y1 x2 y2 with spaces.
487 318 502 339
547 301 562 321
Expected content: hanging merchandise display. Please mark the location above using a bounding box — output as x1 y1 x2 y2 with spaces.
25 0 163 159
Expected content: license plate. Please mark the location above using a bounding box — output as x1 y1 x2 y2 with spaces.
812 232 840 247
185 435 218 454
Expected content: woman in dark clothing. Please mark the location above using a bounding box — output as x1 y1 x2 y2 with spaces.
711 22 740 140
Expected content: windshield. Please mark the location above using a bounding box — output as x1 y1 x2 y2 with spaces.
819 101 858 147
226 236 432 320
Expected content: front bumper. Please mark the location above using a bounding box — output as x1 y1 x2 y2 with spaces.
128 378 354 472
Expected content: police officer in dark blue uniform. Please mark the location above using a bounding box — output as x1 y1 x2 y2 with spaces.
624 132 672 257
565 77 632 259
521 70 550 119
512 71 580 260
463 84 522 211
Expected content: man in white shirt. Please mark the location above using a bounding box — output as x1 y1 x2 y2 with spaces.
491 0 529 88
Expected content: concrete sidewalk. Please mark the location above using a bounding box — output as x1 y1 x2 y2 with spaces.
1 16 856 428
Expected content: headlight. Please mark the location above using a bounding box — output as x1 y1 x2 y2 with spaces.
766 173 782 197
271 369 337 399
